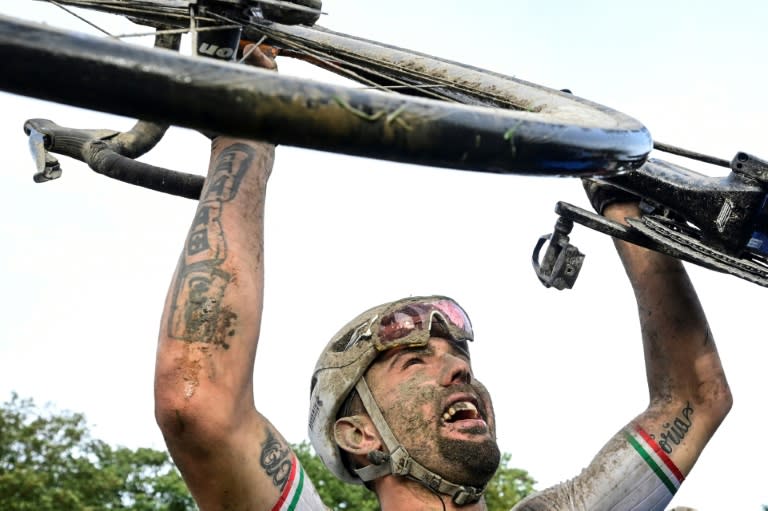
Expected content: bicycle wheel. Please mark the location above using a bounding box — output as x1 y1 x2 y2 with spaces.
0 0 652 179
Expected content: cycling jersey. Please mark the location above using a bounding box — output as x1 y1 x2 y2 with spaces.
271 455 328 511
286 424 683 510
512 425 684 511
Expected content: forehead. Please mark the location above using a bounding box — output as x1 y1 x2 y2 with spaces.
367 336 472 373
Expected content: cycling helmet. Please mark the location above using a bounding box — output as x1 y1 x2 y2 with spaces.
308 295 485 505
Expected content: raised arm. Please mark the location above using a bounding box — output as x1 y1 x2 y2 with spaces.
154 134 291 510
516 200 732 510
604 202 732 475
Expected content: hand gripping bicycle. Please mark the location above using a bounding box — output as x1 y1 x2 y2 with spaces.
532 147 768 290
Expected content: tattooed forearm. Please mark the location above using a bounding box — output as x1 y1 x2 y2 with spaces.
261 428 292 490
167 143 258 346
651 401 694 454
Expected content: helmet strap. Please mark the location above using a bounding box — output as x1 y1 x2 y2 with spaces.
352 378 485 506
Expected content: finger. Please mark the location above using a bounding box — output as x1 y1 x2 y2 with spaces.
241 43 278 71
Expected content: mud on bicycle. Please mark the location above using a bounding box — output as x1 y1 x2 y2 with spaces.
3 0 768 290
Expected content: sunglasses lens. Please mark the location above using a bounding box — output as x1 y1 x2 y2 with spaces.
432 299 472 334
379 308 424 341
375 299 473 351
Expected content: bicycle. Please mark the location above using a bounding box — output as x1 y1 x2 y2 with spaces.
2 0 767 290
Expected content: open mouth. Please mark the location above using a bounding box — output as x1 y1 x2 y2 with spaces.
442 399 483 424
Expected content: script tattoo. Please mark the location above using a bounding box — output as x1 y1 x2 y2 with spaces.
651 401 694 454
168 144 255 347
261 428 292 490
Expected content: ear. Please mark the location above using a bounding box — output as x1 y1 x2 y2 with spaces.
334 414 382 456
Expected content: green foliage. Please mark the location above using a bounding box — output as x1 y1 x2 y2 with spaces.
0 393 535 510
0 393 196 511
292 441 378 511
484 452 537 511
293 441 536 511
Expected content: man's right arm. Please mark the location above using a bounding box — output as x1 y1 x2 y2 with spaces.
154 136 327 511
154 136 291 511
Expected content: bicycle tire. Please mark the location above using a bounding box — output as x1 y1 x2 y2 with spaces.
1 4 651 177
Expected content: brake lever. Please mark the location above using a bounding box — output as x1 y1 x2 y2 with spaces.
26 126 61 183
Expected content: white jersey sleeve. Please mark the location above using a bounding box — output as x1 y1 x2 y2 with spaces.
512 426 685 511
270 454 329 511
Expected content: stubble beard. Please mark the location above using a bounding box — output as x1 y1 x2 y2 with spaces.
436 434 501 487
381 380 500 488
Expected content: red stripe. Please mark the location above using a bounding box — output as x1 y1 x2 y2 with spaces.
270 455 298 511
635 426 685 482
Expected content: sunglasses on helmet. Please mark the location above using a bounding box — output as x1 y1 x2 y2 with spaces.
344 298 473 355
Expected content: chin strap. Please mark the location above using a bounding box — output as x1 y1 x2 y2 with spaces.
352 378 485 506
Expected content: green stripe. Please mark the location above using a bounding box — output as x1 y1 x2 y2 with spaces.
625 431 678 494
286 464 305 511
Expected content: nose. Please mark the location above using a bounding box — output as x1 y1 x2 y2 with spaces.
441 351 472 386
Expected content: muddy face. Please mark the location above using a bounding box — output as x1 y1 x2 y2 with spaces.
365 337 500 487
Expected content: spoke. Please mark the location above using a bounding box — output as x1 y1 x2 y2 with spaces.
48 0 115 37
35 0 200 27
237 35 267 63
244 21 519 107
357 84 454 91
255 24 459 101
189 4 197 56
113 23 241 40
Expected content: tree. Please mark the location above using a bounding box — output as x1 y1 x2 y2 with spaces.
0 393 195 511
1 394 536 510
484 453 537 510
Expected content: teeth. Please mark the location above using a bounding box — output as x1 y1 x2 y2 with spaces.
442 401 479 422
455 401 477 413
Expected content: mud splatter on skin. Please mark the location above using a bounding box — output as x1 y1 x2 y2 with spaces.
174 345 205 400
173 343 224 402
215 306 238 349
371 362 499 488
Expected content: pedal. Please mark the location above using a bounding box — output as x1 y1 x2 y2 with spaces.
532 217 585 290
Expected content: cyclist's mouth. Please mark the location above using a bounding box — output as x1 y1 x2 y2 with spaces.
440 398 488 432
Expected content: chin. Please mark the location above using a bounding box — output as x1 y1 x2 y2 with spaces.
436 436 501 487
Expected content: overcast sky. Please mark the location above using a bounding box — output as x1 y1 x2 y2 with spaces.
1 1 767 509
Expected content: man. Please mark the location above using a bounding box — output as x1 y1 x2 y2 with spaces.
154 48 732 511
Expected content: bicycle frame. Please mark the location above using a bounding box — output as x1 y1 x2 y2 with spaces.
3 5 768 289
533 152 768 289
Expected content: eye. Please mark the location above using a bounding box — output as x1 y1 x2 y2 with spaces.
402 357 424 369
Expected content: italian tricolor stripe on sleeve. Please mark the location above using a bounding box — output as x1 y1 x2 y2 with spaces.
271 455 306 511
625 426 685 494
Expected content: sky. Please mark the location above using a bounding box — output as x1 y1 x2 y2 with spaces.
1 1 767 509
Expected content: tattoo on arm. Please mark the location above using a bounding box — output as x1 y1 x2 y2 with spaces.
260 428 293 490
651 401 694 455
167 143 257 347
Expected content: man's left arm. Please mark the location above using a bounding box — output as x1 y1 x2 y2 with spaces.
514 202 732 510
